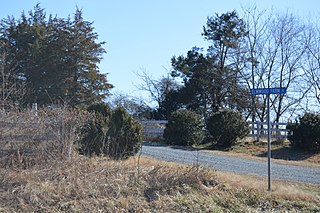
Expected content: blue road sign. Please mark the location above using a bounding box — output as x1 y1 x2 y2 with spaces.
251 87 286 95
250 86 286 191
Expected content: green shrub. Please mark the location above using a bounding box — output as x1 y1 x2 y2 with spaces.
206 110 249 149
79 103 142 159
79 103 111 155
107 107 143 159
287 112 320 152
164 110 204 146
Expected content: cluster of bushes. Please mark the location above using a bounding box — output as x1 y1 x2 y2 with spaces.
163 109 320 152
79 103 142 159
163 109 249 149
78 102 320 156
287 112 320 152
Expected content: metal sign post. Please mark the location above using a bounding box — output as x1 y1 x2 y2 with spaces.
267 94 271 191
250 87 286 191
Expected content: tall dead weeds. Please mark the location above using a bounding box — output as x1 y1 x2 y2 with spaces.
0 106 90 169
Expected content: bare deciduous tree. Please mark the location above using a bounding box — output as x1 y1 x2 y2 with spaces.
303 19 320 108
241 7 311 123
109 92 153 119
135 67 180 109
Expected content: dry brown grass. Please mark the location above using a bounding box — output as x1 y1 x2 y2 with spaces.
212 138 320 168
0 156 214 212
0 156 319 212
0 109 319 212
215 171 319 202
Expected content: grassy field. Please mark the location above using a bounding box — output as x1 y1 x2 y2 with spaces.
0 156 319 212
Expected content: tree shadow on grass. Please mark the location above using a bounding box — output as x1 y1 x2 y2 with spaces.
257 146 318 161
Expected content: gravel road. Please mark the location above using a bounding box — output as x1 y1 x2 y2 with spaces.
141 142 320 184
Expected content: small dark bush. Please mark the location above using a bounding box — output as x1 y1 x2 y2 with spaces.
80 103 111 155
206 110 249 149
79 103 142 159
164 110 204 146
287 112 320 152
107 107 143 159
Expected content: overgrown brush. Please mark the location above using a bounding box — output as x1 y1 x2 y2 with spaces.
0 106 90 169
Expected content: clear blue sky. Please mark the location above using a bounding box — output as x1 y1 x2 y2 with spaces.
1 0 319 101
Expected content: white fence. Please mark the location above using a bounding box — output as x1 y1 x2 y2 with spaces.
248 121 288 140
140 120 289 139
140 120 167 137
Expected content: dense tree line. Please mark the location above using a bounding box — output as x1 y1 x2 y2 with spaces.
0 4 112 108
